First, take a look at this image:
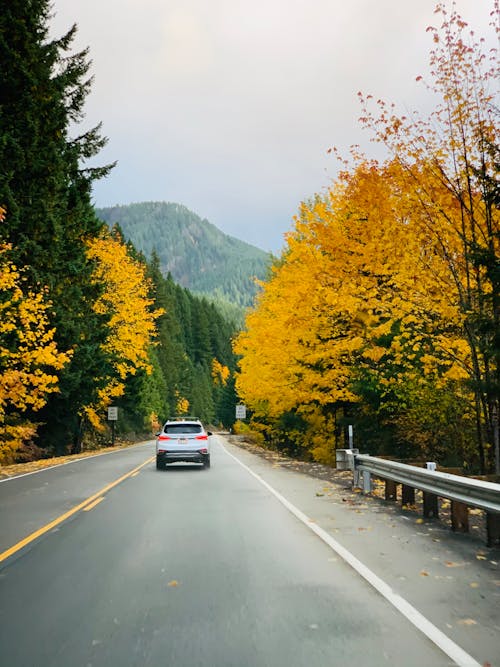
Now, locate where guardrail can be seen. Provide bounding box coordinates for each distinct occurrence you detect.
[336,450,500,547]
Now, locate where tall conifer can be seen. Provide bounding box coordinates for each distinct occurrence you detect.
[0,1,114,452]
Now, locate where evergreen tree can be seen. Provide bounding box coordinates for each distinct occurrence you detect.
[147,254,238,428]
[0,1,114,452]
[190,299,213,367]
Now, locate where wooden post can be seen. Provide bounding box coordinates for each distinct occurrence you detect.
[451,501,469,533]
[486,513,500,547]
[423,491,439,518]
[402,485,415,506]
[385,479,398,501]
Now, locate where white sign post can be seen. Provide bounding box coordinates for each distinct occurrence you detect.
[107,406,118,445]
[235,404,246,420]
[107,407,118,421]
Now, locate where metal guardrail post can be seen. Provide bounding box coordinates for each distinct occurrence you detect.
[362,470,372,493]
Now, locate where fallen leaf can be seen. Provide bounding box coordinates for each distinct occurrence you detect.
[420,570,429,577]
[315,492,324,497]
[469,582,479,588]
[476,554,487,561]
[457,619,477,626]
[416,518,424,524]
[167,580,180,587]
[445,561,464,568]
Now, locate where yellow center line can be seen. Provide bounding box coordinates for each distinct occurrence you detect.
[0,455,155,564]
[83,496,105,512]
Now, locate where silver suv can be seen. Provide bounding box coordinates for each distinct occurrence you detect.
[156,418,212,470]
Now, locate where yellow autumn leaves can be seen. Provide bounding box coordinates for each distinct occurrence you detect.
[234,155,492,462]
[84,229,164,431]
[0,215,163,461]
[234,4,499,467]
[0,207,71,459]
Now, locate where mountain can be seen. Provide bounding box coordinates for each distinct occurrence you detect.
[95,202,272,311]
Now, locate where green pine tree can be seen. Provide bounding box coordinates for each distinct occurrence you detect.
[0,1,115,453]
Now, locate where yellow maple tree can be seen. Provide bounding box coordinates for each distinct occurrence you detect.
[211,358,230,386]
[235,3,498,470]
[0,207,71,462]
[358,2,499,469]
[84,229,163,430]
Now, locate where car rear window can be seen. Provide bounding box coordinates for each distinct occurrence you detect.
[164,423,202,434]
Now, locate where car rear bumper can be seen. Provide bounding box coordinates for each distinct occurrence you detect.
[157,450,209,465]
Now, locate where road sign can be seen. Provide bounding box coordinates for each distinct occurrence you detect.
[107,406,118,421]
[235,404,246,420]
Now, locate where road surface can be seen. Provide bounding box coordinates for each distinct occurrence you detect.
[0,435,498,666]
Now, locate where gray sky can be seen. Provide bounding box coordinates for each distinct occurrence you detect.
[51,1,494,253]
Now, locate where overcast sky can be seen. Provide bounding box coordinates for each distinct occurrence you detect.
[50,1,494,253]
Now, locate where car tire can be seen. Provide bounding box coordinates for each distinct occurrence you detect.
[156,458,165,470]
[203,456,211,469]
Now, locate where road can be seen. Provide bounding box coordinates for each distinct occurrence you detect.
[0,435,498,667]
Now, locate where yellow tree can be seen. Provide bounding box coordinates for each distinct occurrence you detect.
[235,156,478,463]
[0,208,70,462]
[359,1,499,470]
[235,2,497,469]
[85,229,163,430]
[234,166,383,460]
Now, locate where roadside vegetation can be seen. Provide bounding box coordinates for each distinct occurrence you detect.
[234,2,499,474]
[0,2,238,464]
[1,2,498,474]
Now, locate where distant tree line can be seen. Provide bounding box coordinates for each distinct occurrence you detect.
[0,1,238,463]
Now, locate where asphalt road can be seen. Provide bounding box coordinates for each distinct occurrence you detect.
[0,436,498,667]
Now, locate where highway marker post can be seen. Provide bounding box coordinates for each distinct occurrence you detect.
[107,406,118,445]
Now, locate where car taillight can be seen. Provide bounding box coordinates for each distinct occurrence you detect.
[199,448,208,454]
[158,434,171,441]
[195,434,208,440]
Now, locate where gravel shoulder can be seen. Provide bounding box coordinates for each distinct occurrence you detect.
[226,435,493,548]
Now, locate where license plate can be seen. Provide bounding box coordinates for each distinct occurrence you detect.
[179,438,188,445]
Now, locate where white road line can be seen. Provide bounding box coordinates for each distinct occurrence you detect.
[220,441,481,667]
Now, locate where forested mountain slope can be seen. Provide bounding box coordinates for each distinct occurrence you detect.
[96,202,271,309]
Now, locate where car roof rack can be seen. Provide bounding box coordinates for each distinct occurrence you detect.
[166,416,200,422]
